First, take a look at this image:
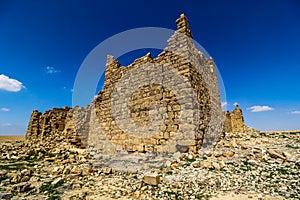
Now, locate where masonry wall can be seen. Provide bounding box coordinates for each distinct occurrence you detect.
[93,14,223,153]
[26,107,85,148]
[26,14,225,153]
[223,105,245,133]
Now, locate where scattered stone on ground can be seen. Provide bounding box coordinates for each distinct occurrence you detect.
[0,130,299,199]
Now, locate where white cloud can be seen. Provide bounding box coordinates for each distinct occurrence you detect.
[0,74,25,92]
[0,108,10,112]
[1,123,12,127]
[247,105,274,112]
[291,110,300,114]
[46,66,60,74]
[233,102,239,106]
[221,102,227,108]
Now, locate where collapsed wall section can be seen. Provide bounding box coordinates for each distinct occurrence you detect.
[25,107,85,148]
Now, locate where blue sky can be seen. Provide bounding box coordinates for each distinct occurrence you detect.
[0,0,300,135]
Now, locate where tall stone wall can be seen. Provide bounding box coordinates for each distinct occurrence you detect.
[92,14,224,153]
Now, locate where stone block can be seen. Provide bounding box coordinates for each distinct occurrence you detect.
[143,173,160,185]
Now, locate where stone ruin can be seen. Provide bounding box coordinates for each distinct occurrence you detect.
[223,105,245,133]
[26,14,246,155]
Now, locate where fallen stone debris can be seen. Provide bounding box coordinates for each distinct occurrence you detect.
[0,130,299,199]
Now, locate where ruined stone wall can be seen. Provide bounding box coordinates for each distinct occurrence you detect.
[223,111,233,133]
[223,105,245,133]
[230,105,245,133]
[26,14,225,154]
[26,107,85,148]
[92,14,223,153]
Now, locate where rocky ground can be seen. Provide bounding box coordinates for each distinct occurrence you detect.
[0,131,299,200]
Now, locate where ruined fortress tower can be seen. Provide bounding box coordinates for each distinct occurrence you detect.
[26,14,245,154]
[223,105,245,133]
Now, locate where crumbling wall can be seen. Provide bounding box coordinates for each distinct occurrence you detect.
[26,14,225,153]
[223,105,245,133]
[26,107,85,148]
[223,111,233,133]
[93,14,223,153]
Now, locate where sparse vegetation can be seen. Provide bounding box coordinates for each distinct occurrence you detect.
[260,132,268,137]
[276,167,289,175]
[195,193,211,200]
[186,158,196,163]
[286,144,300,149]
[0,163,30,171]
[47,195,61,200]
[163,190,181,200]
[40,182,63,195]
[0,174,9,182]
[166,171,173,175]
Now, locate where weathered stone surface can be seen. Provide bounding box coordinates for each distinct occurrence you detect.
[51,177,63,185]
[103,167,112,175]
[25,107,85,148]
[224,105,247,133]
[143,173,160,185]
[199,160,214,169]
[267,149,286,160]
[222,151,235,157]
[89,13,226,154]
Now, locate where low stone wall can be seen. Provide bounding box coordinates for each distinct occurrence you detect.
[26,107,84,148]
[223,105,245,133]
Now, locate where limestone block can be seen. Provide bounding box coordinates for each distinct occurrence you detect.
[143,173,160,185]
